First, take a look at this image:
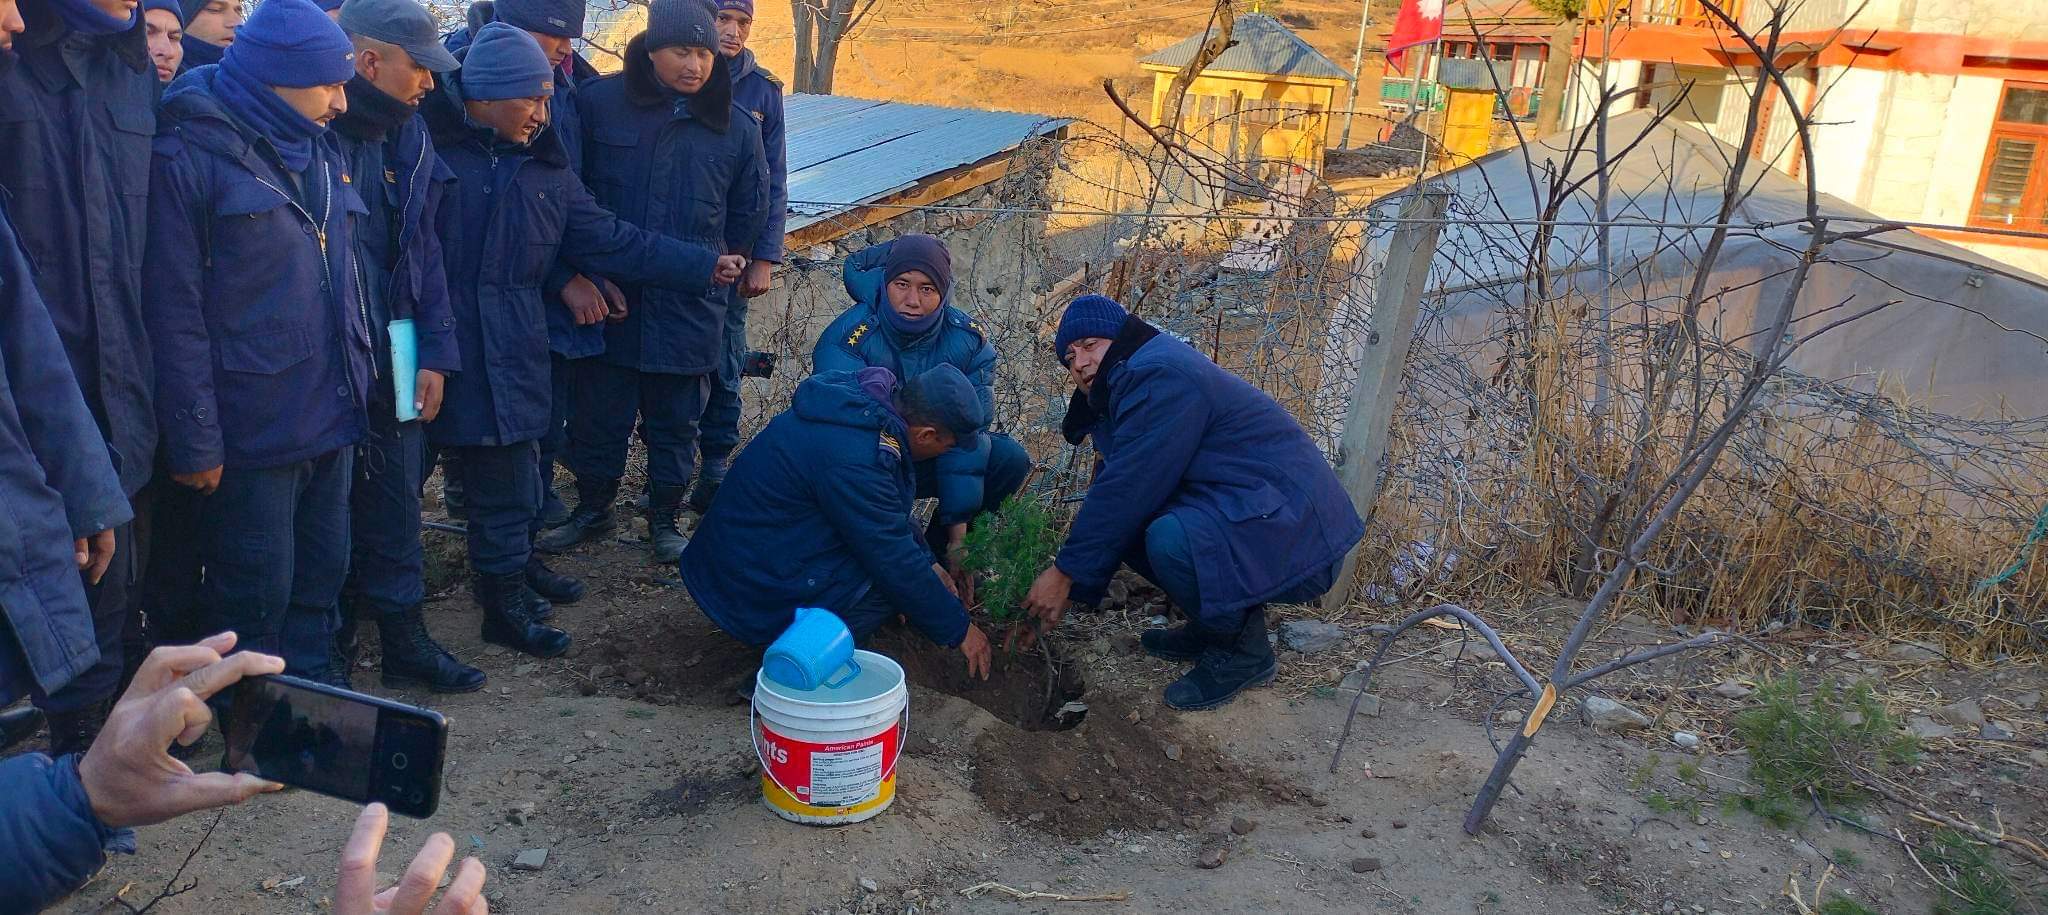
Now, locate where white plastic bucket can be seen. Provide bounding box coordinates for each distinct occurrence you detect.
[752,649,908,825]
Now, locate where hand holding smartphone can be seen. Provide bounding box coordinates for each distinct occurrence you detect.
[221,674,450,818]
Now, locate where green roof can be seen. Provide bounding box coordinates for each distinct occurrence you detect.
[1140,13,1351,81]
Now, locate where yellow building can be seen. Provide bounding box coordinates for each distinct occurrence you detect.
[1140,13,1351,176]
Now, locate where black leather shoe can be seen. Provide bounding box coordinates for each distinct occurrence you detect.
[525,556,585,606]
[535,476,617,554]
[479,572,571,658]
[648,483,689,563]
[1141,623,1205,662]
[1163,608,1277,711]
[0,706,45,753]
[380,607,487,693]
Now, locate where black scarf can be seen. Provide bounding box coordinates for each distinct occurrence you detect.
[333,74,416,143]
[1059,314,1161,445]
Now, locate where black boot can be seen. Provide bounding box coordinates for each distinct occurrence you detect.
[1141,623,1205,662]
[525,556,585,606]
[478,572,571,658]
[687,454,728,513]
[535,476,617,553]
[380,607,487,693]
[539,461,571,528]
[1162,607,1277,711]
[0,706,45,753]
[648,483,689,563]
[46,700,109,757]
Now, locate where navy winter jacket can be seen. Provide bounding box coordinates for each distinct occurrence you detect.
[728,48,785,264]
[332,79,462,399]
[680,368,970,648]
[421,64,721,447]
[0,202,132,702]
[815,239,998,525]
[576,38,769,376]
[0,0,160,497]
[0,752,132,915]
[1056,324,1364,615]
[144,66,374,475]
[444,21,606,358]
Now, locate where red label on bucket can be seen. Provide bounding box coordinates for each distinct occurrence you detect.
[759,720,900,808]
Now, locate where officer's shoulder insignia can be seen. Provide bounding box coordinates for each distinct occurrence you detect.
[953,313,987,341]
[878,431,902,462]
[846,322,870,346]
[758,67,783,89]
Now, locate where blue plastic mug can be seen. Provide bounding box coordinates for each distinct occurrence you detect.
[762,607,861,691]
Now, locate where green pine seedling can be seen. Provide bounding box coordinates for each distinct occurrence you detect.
[961,494,1062,623]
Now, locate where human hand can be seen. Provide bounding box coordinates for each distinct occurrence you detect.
[562,274,606,326]
[76,528,115,585]
[740,259,774,298]
[414,370,445,422]
[77,631,286,828]
[958,624,992,681]
[932,562,960,601]
[1009,566,1073,651]
[336,803,488,915]
[712,255,746,286]
[952,567,976,610]
[599,278,628,323]
[173,466,222,496]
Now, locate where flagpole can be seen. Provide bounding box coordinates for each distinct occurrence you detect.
[1414,37,1440,175]
[1337,0,1371,149]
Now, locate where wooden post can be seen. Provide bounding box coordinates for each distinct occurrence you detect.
[1321,189,1450,612]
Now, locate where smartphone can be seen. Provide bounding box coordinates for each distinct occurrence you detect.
[220,674,449,818]
[742,350,777,379]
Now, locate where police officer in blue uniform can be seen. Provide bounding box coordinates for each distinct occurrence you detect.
[815,234,1032,584]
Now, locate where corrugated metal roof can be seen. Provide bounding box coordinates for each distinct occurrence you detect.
[783,95,1068,235]
[1140,13,1351,82]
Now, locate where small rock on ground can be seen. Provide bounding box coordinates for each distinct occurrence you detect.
[858,877,879,893]
[1581,695,1653,732]
[1711,681,1753,700]
[1230,816,1257,836]
[1197,843,1230,869]
[1936,698,1987,729]
[1359,827,1377,838]
[1907,716,1954,740]
[1883,641,1944,663]
[510,848,548,871]
[1350,857,1382,873]
[1391,819,1407,829]
[1163,743,1184,762]
[1279,620,1346,654]
[1980,721,2016,741]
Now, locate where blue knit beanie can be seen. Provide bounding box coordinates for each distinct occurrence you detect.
[1055,295,1128,365]
[462,21,554,100]
[716,0,754,16]
[644,0,717,52]
[494,0,582,38]
[882,234,952,300]
[223,0,355,87]
[145,0,184,24]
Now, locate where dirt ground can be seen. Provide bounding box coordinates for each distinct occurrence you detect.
[50,488,2048,915]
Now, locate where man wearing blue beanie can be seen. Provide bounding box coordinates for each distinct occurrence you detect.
[420,21,742,658]
[812,234,1033,594]
[1013,296,1366,711]
[176,0,239,70]
[0,0,165,752]
[144,0,183,80]
[441,0,606,535]
[544,0,768,564]
[147,0,370,686]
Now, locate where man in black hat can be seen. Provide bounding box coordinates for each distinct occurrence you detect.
[331,0,486,693]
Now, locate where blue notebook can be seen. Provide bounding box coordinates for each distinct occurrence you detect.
[389,318,418,422]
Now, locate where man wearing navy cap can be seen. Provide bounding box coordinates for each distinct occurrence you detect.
[147,0,371,685]
[330,0,484,692]
[681,365,994,680]
[1013,296,1365,711]
[0,0,165,753]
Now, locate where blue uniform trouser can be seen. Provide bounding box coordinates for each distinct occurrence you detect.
[699,288,746,462]
[35,515,139,713]
[539,352,573,475]
[1121,511,1341,632]
[196,448,353,680]
[913,433,1032,522]
[345,409,426,622]
[454,440,541,576]
[568,361,709,487]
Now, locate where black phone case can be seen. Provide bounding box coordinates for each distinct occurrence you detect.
[220,674,449,818]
